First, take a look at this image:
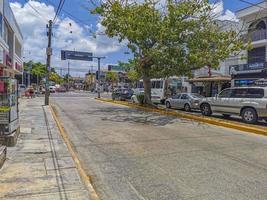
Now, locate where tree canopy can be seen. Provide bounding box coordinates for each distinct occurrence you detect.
[93,0,248,104]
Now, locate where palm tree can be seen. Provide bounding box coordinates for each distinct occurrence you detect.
[105,72,118,91]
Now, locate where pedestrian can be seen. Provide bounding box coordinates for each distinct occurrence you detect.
[28,86,35,98]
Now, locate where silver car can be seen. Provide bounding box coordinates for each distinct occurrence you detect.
[200,87,267,123]
[165,93,203,112]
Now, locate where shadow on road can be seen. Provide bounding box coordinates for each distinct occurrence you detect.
[87,106,188,126]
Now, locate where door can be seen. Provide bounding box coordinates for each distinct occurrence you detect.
[179,94,189,109]
[227,88,248,114]
[170,94,181,108]
[212,88,233,113]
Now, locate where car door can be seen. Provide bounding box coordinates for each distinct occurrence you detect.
[170,94,181,108]
[212,88,233,113]
[230,88,250,114]
[179,94,189,109]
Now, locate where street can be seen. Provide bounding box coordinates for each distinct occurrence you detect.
[52,92,267,200]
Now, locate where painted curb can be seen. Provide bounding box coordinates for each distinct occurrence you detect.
[50,105,101,200]
[96,98,267,137]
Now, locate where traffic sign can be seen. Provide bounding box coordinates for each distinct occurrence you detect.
[61,50,93,61]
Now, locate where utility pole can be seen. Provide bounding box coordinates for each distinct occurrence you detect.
[67,61,70,91]
[27,63,32,87]
[97,58,101,98]
[45,20,52,106]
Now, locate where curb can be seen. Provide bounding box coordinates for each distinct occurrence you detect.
[96,98,267,137]
[0,145,6,169]
[49,105,101,200]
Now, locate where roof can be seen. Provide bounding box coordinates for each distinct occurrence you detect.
[237,1,264,12]
[188,76,231,82]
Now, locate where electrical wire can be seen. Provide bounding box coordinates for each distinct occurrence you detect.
[53,0,66,23]
[45,0,94,27]
[25,0,49,22]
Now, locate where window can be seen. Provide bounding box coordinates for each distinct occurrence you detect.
[181,94,189,99]
[230,88,264,98]
[172,94,181,99]
[15,37,22,57]
[152,80,162,89]
[247,88,264,98]
[231,88,248,98]
[218,89,232,98]
[248,47,265,68]
[3,21,8,44]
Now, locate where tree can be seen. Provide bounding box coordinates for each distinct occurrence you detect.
[50,72,64,84]
[119,61,140,84]
[24,61,46,86]
[105,71,118,90]
[93,0,247,104]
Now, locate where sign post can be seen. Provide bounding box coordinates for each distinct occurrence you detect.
[61,50,105,98]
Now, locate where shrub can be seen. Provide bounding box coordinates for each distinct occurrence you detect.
[136,94,144,104]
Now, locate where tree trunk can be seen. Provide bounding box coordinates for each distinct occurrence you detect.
[143,75,152,105]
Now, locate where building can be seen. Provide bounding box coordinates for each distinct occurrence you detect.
[0,0,23,78]
[187,20,239,96]
[229,1,267,87]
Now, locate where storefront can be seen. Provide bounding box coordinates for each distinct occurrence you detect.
[188,76,231,97]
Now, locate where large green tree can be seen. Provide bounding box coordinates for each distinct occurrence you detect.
[93,0,247,104]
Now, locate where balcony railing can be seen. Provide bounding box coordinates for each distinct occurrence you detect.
[243,29,267,42]
[229,62,266,74]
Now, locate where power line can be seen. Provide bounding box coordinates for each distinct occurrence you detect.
[45,0,94,27]
[53,0,66,23]
[239,0,266,9]
[25,0,49,22]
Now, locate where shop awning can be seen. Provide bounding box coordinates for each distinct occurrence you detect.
[188,76,231,82]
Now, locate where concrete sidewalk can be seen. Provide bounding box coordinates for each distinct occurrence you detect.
[0,97,90,200]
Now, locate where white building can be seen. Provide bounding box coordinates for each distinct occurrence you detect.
[0,0,23,77]
[229,1,267,87]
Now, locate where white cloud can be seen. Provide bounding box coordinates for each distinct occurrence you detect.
[212,0,238,22]
[10,1,124,76]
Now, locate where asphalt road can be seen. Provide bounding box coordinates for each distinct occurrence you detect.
[52,92,267,200]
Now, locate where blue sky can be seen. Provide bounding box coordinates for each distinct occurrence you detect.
[9,0,262,76]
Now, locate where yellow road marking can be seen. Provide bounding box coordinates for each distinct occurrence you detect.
[50,105,101,200]
[96,98,267,137]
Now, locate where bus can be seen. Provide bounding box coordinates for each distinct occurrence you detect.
[134,77,189,103]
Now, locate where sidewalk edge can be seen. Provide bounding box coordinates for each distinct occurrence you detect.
[49,104,101,200]
[96,98,267,137]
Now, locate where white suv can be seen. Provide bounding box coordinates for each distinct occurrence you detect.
[200,87,267,123]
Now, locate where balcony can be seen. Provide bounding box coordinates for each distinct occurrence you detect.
[243,29,267,42]
[229,62,266,75]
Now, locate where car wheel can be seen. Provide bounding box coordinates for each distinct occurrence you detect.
[201,103,212,116]
[241,108,258,124]
[222,114,231,118]
[184,104,191,112]
[166,101,171,108]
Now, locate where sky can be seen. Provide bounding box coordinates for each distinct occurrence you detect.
[8,0,262,76]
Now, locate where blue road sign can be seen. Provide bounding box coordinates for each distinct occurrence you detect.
[61,50,93,61]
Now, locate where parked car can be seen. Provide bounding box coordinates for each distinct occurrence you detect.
[200,87,267,124]
[56,86,67,93]
[165,93,203,112]
[112,88,134,100]
[49,86,56,93]
[131,90,161,104]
